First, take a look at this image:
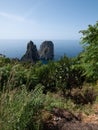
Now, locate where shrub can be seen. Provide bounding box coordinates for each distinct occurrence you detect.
[0,64,12,91]
[72,88,97,105]
[35,61,57,93]
[55,56,85,95]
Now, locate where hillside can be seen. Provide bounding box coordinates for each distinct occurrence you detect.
[0,54,98,130]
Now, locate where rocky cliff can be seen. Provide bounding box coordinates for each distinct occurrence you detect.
[21,41,39,63]
[39,41,54,60]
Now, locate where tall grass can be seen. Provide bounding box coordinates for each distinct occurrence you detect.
[0,84,44,130]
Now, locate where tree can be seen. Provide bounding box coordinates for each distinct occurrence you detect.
[80,21,98,81]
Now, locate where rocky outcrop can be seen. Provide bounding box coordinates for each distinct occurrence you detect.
[21,40,54,63]
[39,41,54,60]
[0,54,5,57]
[21,41,39,63]
[43,107,98,130]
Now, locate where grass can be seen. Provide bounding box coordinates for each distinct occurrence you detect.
[0,83,98,130]
[0,84,44,130]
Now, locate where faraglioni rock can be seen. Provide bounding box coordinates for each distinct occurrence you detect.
[21,41,39,63]
[39,41,54,60]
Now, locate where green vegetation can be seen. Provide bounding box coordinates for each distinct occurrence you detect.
[0,85,44,130]
[0,22,98,130]
[80,21,98,81]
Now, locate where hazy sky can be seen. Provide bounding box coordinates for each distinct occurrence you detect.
[0,0,98,40]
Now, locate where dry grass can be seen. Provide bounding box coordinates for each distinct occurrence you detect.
[83,103,98,125]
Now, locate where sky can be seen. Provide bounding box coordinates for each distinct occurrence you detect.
[0,0,98,40]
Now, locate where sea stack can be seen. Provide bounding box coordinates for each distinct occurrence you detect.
[21,41,39,63]
[39,41,54,60]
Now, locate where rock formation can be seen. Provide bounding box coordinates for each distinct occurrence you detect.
[21,41,39,63]
[39,41,54,60]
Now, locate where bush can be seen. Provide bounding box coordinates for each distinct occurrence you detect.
[72,88,97,105]
[0,64,12,91]
[55,56,85,95]
[35,61,57,93]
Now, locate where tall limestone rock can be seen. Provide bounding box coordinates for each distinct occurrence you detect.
[21,41,39,63]
[39,41,54,60]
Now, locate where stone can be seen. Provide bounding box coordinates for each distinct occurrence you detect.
[43,107,98,130]
[21,41,39,63]
[39,41,54,60]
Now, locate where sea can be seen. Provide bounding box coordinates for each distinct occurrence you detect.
[0,39,83,60]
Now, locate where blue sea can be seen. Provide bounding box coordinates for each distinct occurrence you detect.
[0,39,83,60]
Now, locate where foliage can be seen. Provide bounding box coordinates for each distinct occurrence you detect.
[43,92,65,111]
[0,55,85,94]
[1,21,98,130]
[0,57,11,67]
[0,48,97,129]
[0,64,12,91]
[35,61,57,93]
[55,55,85,95]
[0,62,39,91]
[80,21,98,81]
[34,56,85,93]
[0,84,44,130]
[72,87,97,105]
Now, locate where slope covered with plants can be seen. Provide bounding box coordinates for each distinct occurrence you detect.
[0,22,98,130]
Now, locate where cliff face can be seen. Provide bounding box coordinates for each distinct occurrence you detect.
[21,41,39,63]
[39,41,54,60]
